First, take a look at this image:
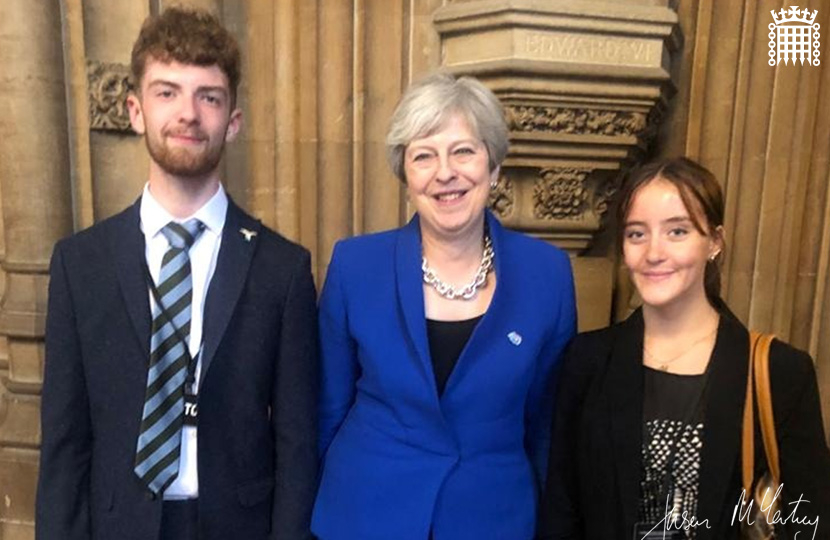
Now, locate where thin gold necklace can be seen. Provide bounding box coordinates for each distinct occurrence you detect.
[643,325,718,372]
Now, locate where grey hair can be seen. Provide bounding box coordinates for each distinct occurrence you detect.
[385,72,509,182]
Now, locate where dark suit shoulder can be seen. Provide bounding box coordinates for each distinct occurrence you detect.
[769,337,813,376]
[557,324,616,385]
[73,202,135,238]
[768,338,818,416]
[221,200,312,283]
[52,204,138,262]
[568,319,625,358]
[254,223,311,263]
[558,314,640,390]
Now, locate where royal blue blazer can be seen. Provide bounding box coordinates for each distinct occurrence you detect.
[311,211,577,540]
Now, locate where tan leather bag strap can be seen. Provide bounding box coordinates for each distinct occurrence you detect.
[742,331,779,494]
[742,333,758,493]
[753,332,780,483]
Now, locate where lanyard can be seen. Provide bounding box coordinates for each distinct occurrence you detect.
[142,260,201,391]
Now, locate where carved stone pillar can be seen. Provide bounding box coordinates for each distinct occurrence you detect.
[659,2,830,436]
[82,1,149,221]
[433,0,680,329]
[0,2,75,539]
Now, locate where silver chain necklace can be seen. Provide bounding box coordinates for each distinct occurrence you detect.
[422,234,494,300]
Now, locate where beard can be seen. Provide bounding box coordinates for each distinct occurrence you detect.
[145,127,225,178]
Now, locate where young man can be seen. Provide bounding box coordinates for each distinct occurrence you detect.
[36,8,317,540]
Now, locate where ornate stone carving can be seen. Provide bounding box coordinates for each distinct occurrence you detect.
[505,106,648,137]
[533,168,590,221]
[593,178,619,220]
[433,0,680,253]
[488,176,515,218]
[87,60,134,132]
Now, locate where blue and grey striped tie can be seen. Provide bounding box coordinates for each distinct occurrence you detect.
[134,219,205,495]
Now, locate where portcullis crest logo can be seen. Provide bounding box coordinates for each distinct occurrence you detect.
[769,6,820,66]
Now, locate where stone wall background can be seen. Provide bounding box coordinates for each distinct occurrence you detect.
[0,1,827,537]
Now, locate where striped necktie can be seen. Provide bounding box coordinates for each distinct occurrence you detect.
[134,219,205,496]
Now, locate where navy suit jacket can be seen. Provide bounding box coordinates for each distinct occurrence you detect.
[312,211,577,540]
[36,197,318,540]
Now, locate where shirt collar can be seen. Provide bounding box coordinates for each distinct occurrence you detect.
[140,183,228,239]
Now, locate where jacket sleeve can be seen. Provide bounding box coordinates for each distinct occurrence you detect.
[772,342,830,540]
[525,250,577,493]
[317,242,359,459]
[36,242,92,540]
[271,249,319,540]
[537,335,596,540]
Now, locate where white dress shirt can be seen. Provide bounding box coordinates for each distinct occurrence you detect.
[139,183,227,499]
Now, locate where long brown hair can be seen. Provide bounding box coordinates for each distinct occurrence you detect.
[616,157,725,306]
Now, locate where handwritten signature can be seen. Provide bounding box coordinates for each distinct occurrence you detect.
[637,484,820,540]
[638,493,710,539]
[732,484,820,540]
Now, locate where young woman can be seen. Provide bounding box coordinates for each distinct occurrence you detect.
[539,157,830,539]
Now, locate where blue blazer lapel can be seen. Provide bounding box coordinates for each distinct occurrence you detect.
[395,211,507,398]
[441,211,506,394]
[200,198,260,383]
[109,199,151,356]
[395,214,432,383]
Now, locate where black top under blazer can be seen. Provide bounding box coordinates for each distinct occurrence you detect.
[36,198,319,540]
[539,307,830,540]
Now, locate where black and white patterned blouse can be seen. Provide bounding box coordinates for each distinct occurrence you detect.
[639,367,708,539]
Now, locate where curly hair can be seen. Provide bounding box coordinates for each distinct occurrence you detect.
[131,6,241,104]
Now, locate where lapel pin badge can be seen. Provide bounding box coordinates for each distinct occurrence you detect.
[239,227,257,242]
[507,331,522,346]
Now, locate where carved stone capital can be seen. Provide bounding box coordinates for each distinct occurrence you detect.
[434,0,679,252]
[489,166,622,251]
[534,168,589,221]
[87,60,135,133]
[506,106,648,139]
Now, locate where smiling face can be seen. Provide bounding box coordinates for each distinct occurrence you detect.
[127,58,242,182]
[403,113,496,241]
[623,177,723,311]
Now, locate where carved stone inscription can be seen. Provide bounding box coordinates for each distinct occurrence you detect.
[521,31,658,66]
[88,61,134,132]
[534,168,589,221]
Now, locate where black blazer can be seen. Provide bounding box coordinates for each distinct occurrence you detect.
[539,308,830,540]
[36,198,318,540]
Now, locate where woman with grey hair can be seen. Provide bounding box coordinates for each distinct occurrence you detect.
[311,72,577,539]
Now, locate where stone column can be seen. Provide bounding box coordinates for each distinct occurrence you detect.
[0,2,75,539]
[433,0,681,330]
[82,1,149,221]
